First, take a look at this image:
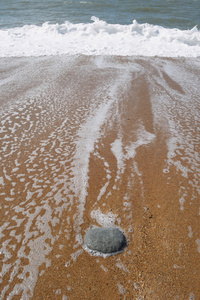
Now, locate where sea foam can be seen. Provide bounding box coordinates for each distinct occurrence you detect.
[0,17,199,57]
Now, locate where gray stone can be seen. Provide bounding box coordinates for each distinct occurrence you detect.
[84,227,127,254]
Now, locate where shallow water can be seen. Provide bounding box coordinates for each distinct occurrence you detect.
[0,55,200,299]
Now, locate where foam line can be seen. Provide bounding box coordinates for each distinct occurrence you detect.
[0,18,199,57]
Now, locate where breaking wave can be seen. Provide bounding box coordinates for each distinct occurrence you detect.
[0,17,199,57]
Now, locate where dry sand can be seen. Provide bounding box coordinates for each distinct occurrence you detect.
[0,56,200,299]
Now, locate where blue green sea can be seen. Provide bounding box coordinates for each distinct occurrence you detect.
[1,0,200,29]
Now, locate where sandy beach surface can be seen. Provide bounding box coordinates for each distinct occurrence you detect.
[0,55,200,299]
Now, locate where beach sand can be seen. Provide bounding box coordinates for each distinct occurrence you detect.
[0,55,200,299]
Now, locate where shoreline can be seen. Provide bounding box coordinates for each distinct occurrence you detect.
[0,55,200,299]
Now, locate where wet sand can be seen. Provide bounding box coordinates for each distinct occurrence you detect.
[0,56,200,299]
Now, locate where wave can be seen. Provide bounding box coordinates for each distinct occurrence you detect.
[0,17,199,57]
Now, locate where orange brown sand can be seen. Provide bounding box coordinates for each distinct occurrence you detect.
[0,56,200,299]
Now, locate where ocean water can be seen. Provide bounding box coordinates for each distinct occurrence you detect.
[0,0,200,57]
[1,0,200,30]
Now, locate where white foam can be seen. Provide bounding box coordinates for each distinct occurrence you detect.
[117,282,126,294]
[83,244,125,258]
[111,138,124,174]
[196,239,200,253]
[0,18,199,57]
[55,289,61,295]
[110,125,155,183]
[100,265,108,272]
[0,176,5,186]
[91,208,117,227]
[116,261,130,273]
[150,60,200,209]
[179,189,187,211]
[97,181,110,201]
[125,126,156,160]
[188,226,193,238]
[70,249,83,262]
[189,292,195,300]
[71,70,132,243]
